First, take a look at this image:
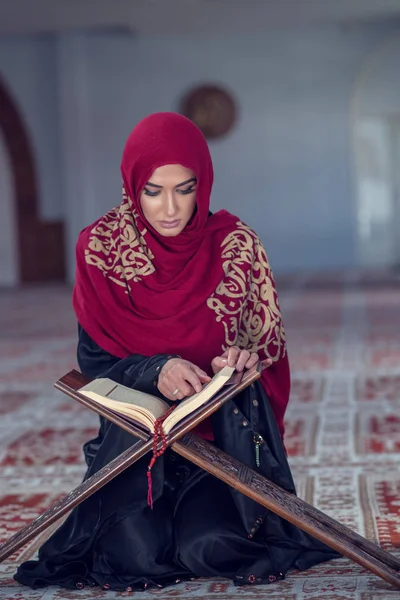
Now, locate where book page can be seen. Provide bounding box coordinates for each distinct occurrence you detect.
[79,378,169,420]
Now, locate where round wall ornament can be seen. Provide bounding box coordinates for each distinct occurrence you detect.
[180,85,237,139]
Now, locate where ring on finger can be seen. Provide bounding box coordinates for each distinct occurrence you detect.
[172,388,180,396]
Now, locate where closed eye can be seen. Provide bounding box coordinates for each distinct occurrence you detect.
[177,185,196,195]
[143,188,161,197]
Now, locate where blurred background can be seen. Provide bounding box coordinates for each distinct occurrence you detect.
[0,2,399,599]
[1,0,400,284]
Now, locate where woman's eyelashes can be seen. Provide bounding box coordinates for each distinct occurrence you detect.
[143,188,161,197]
[143,185,196,197]
[178,185,196,195]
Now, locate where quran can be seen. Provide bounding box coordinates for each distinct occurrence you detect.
[78,365,236,434]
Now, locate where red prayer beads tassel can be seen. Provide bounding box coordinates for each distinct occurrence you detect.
[146,405,176,509]
[147,467,154,510]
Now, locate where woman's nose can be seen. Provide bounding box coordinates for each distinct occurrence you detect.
[166,193,178,217]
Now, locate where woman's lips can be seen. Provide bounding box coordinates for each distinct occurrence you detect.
[159,220,181,229]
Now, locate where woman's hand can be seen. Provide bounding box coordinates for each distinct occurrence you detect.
[158,358,212,401]
[211,346,273,374]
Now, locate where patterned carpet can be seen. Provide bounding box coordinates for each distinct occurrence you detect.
[0,271,399,599]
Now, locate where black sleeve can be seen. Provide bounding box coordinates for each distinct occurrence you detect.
[77,324,178,397]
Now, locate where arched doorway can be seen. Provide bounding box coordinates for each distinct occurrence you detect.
[352,32,400,269]
[0,78,65,283]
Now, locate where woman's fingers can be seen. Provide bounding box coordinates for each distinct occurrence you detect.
[235,350,251,372]
[158,359,211,400]
[261,358,273,369]
[210,356,228,374]
[192,365,212,385]
[180,366,207,394]
[166,370,197,397]
[159,378,192,401]
[226,347,259,372]
[168,386,186,401]
[212,348,264,374]
[226,346,241,367]
[245,352,259,369]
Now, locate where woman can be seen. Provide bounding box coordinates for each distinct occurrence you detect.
[15,113,338,592]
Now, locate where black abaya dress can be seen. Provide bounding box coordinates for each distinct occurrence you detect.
[14,326,339,591]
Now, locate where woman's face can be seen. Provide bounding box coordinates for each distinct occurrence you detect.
[139,164,197,237]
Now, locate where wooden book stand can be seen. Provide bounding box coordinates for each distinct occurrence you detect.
[0,369,399,590]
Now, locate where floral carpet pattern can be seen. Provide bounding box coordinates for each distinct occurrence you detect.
[0,271,399,599]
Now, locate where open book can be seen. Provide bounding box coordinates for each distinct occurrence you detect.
[78,365,235,434]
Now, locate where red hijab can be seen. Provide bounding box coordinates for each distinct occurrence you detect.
[73,113,290,437]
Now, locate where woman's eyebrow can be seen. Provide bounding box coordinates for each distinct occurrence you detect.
[145,177,196,189]
[145,182,163,188]
[176,177,197,188]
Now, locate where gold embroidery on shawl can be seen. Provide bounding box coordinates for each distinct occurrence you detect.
[207,222,286,361]
[84,189,155,287]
